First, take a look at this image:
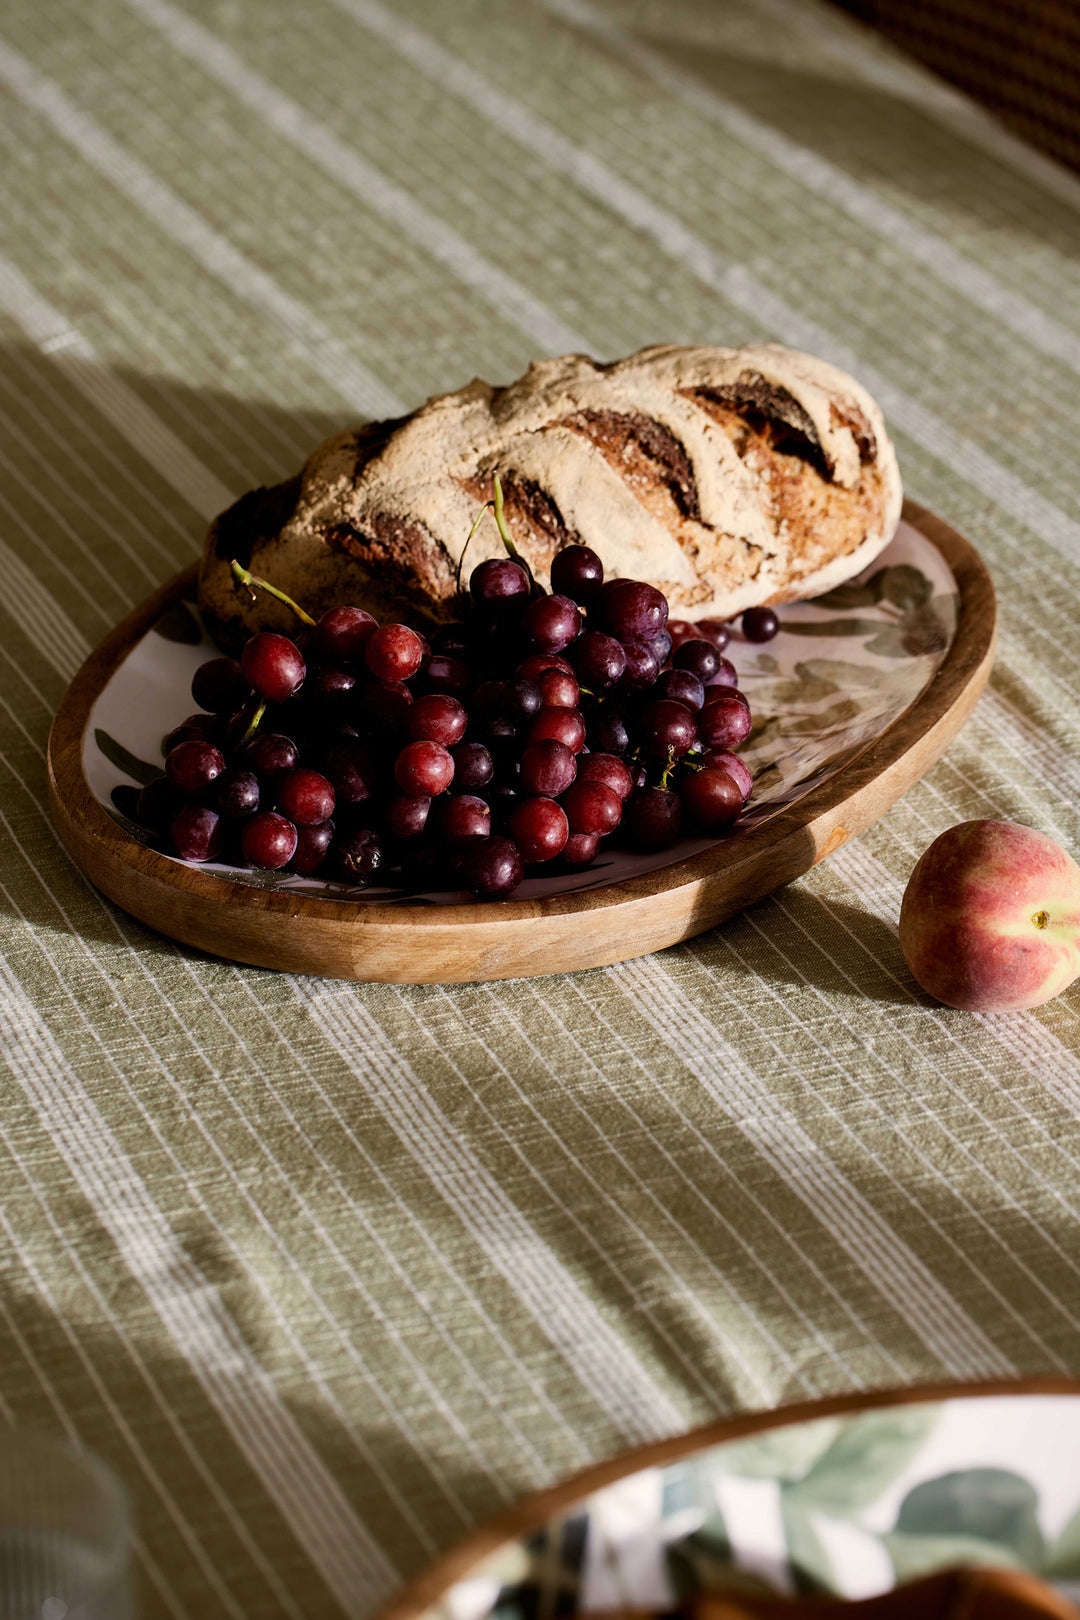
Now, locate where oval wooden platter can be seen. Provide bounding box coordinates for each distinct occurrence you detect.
[47,500,995,984]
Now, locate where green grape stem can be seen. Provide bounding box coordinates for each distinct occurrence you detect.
[238,698,267,749]
[456,501,493,594]
[230,560,316,627]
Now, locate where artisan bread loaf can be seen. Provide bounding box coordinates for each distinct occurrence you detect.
[199,343,902,643]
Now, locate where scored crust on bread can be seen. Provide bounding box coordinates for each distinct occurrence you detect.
[199,343,902,644]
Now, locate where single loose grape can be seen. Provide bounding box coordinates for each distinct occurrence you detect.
[743,605,779,642]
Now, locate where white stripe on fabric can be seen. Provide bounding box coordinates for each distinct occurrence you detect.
[0,1197,267,1620]
[0,44,406,423]
[425,984,783,1404]
[536,0,1080,379]
[0,253,234,521]
[295,979,689,1445]
[321,0,1080,566]
[0,955,400,1613]
[0,536,90,683]
[615,956,1015,1380]
[116,0,590,360]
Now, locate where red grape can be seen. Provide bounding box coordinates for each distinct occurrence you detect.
[242,632,306,702]
[461,835,524,899]
[366,623,424,682]
[673,638,720,682]
[521,594,582,653]
[395,740,454,797]
[561,780,622,836]
[419,654,470,698]
[577,753,633,801]
[213,768,260,820]
[529,707,586,753]
[436,794,491,850]
[701,749,753,802]
[276,768,335,828]
[384,794,431,841]
[450,742,494,792]
[240,810,297,870]
[136,775,183,831]
[508,797,569,862]
[601,580,667,641]
[696,617,730,651]
[309,666,357,707]
[406,694,468,746]
[470,558,530,612]
[680,768,742,834]
[520,739,577,798]
[550,544,604,603]
[325,741,381,807]
[657,669,705,711]
[517,653,574,681]
[166,739,225,794]
[191,657,247,713]
[163,714,219,754]
[290,820,335,875]
[588,710,629,757]
[333,826,384,885]
[563,831,600,867]
[573,631,625,690]
[536,667,579,708]
[170,803,224,862]
[499,678,542,721]
[619,641,661,692]
[625,787,682,851]
[360,679,414,730]
[705,656,738,688]
[242,732,299,780]
[667,618,697,649]
[743,605,779,642]
[314,605,378,662]
[638,699,697,761]
[699,698,753,750]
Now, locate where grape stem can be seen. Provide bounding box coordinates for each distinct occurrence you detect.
[238,698,267,748]
[455,501,493,595]
[492,474,539,588]
[659,746,677,790]
[230,560,316,627]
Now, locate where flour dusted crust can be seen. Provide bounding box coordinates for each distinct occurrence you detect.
[199,343,902,643]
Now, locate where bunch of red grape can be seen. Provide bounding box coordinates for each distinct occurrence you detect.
[133,539,771,900]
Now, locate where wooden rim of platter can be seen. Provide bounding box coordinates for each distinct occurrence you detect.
[373,1373,1080,1620]
[47,500,996,983]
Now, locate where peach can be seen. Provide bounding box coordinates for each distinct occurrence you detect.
[898,820,1080,1012]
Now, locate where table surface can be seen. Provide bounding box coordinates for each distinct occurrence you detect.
[2,1,1080,1616]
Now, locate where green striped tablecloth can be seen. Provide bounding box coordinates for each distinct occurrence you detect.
[2,0,1080,1614]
